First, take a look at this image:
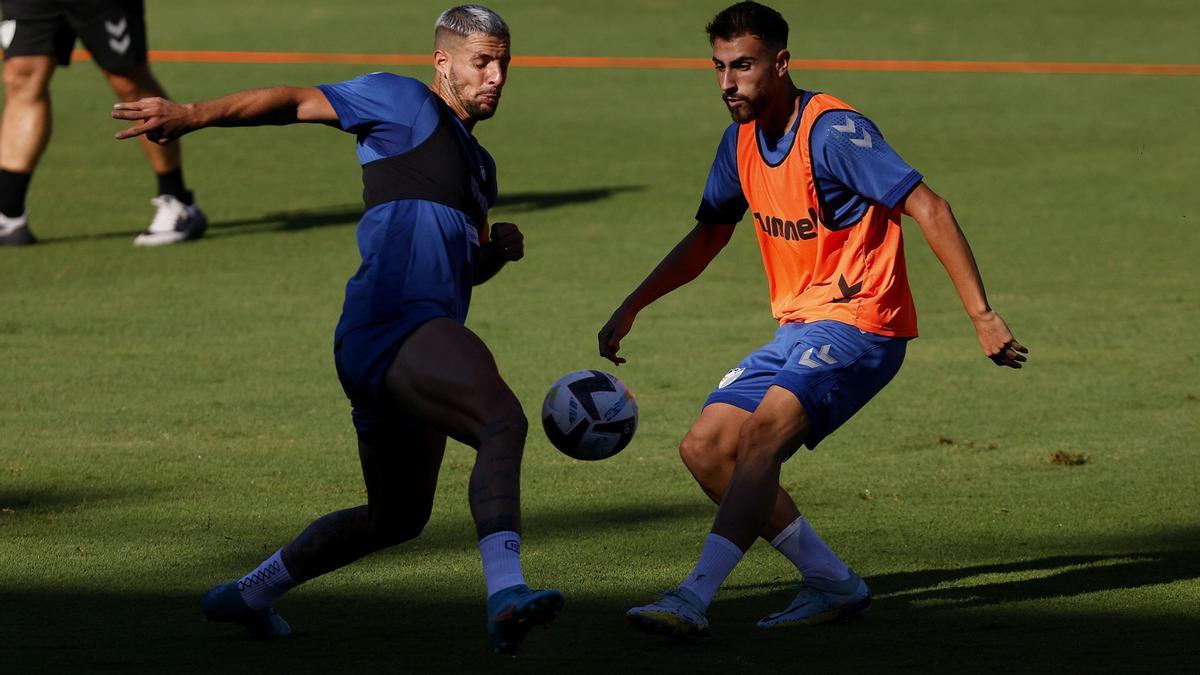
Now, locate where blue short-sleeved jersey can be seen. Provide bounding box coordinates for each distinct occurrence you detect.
[317,73,499,422]
[315,73,497,345]
[696,91,922,227]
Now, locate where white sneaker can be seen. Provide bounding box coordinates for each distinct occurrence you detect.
[0,211,36,246]
[134,195,207,247]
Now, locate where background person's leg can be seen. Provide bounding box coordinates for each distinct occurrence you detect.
[0,54,54,244]
[106,63,207,245]
[102,64,181,176]
[78,0,204,244]
[0,55,54,176]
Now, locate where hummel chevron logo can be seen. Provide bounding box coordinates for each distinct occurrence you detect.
[109,35,131,54]
[798,345,837,369]
[106,17,130,54]
[832,274,862,303]
[832,116,873,148]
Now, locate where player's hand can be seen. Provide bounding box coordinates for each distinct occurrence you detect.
[598,306,636,366]
[488,222,524,262]
[111,97,194,145]
[972,311,1028,368]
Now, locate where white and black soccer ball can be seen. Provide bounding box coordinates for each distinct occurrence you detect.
[541,370,638,461]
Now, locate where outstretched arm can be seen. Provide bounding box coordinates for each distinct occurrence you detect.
[903,182,1027,368]
[598,222,736,365]
[111,87,338,144]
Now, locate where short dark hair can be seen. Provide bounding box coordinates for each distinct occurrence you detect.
[435,4,509,43]
[706,2,788,51]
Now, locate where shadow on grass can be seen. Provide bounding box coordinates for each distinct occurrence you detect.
[4,546,1197,673]
[0,486,166,513]
[205,501,710,574]
[491,185,644,213]
[724,549,1200,612]
[32,186,644,245]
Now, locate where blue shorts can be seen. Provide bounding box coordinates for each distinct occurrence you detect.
[333,201,478,435]
[334,314,450,436]
[704,320,907,452]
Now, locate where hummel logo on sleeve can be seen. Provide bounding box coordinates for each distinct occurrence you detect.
[832,116,873,149]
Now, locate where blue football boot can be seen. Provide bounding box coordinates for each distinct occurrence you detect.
[756,570,871,628]
[201,582,292,639]
[486,584,565,655]
[626,587,711,639]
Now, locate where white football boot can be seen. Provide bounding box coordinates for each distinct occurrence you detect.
[0,211,36,246]
[134,195,207,247]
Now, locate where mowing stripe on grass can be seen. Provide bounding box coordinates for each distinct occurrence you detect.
[73,49,1200,76]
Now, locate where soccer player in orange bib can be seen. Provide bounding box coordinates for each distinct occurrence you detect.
[599,1,1027,637]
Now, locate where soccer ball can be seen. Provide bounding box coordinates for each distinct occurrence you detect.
[541,370,638,461]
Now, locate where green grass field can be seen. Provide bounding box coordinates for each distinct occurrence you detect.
[2,1,1198,671]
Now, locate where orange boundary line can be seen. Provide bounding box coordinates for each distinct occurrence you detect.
[71,49,1200,76]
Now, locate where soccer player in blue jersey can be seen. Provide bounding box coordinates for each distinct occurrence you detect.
[111,5,562,655]
[600,1,1025,638]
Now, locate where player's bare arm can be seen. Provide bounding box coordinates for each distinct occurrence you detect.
[111,86,338,144]
[902,182,1028,368]
[598,222,735,365]
[473,221,524,285]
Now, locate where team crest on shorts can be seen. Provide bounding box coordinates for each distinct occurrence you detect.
[718,367,745,389]
[1,21,16,50]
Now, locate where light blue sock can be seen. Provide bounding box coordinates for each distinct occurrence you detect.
[770,515,851,581]
[678,533,744,608]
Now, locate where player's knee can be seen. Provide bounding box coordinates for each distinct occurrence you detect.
[104,71,147,102]
[679,430,732,479]
[104,63,162,100]
[735,417,793,467]
[3,62,48,99]
[480,395,528,447]
[368,505,432,547]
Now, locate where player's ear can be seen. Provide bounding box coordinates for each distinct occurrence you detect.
[775,48,790,77]
[433,48,452,80]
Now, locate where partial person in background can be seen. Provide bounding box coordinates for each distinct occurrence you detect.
[0,0,204,246]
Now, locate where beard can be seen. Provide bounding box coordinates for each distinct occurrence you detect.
[724,95,762,123]
[449,72,500,121]
[467,97,498,120]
